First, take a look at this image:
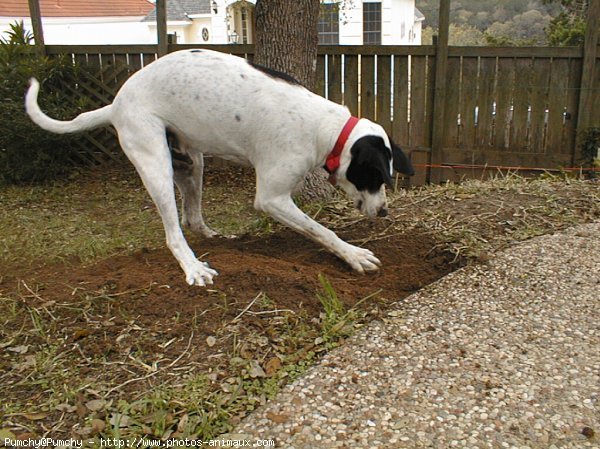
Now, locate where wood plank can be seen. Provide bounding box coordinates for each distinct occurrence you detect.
[85,53,101,72]
[494,58,515,150]
[590,56,600,130]
[314,54,326,96]
[528,58,552,153]
[460,57,478,150]
[317,45,435,56]
[408,149,429,186]
[430,0,451,183]
[575,0,600,132]
[475,57,496,149]
[113,53,131,88]
[142,53,157,68]
[441,57,462,148]
[376,55,392,132]
[424,55,435,148]
[27,0,45,51]
[344,55,359,116]
[171,44,255,55]
[545,58,570,155]
[391,55,410,145]
[128,52,143,71]
[360,55,376,120]
[511,58,534,150]
[564,58,582,160]
[156,0,168,57]
[46,45,157,55]
[44,44,581,59]
[449,46,581,58]
[327,53,343,105]
[409,56,428,147]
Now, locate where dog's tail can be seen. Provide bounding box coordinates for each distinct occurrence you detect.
[25,78,113,134]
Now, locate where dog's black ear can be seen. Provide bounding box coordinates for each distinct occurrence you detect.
[391,140,414,176]
[347,136,393,191]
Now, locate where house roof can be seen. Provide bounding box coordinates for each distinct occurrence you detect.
[414,8,425,22]
[143,0,211,23]
[0,0,155,18]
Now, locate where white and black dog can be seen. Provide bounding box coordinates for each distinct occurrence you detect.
[25,49,413,287]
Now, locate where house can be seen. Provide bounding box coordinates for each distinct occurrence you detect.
[1,0,423,46]
[318,0,424,45]
[147,0,424,45]
[143,1,255,45]
[0,0,155,44]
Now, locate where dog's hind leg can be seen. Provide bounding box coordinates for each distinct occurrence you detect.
[168,134,218,238]
[118,125,218,286]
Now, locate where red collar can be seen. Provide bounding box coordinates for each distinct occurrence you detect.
[324,116,360,184]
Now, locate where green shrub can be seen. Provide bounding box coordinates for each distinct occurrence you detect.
[0,21,90,184]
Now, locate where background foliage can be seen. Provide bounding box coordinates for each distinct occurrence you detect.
[417,0,587,46]
[0,22,90,184]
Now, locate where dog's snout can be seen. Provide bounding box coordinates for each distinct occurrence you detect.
[377,208,388,218]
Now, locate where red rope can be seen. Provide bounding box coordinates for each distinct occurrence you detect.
[412,163,599,173]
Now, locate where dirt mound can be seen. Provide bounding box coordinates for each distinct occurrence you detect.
[3,224,454,357]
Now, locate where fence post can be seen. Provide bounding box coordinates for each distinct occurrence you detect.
[156,0,168,57]
[27,0,45,55]
[429,0,451,184]
[575,0,600,163]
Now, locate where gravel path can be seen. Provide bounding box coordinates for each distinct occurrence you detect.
[231,222,600,448]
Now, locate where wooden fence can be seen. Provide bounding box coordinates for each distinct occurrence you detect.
[44,43,599,185]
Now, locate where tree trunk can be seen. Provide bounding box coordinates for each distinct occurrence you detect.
[254,0,337,202]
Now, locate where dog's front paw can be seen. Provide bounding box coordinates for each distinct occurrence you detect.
[342,245,381,274]
[185,261,218,286]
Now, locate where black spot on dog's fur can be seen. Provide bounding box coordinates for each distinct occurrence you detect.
[346,137,414,193]
[235,114,241,122]
[190,49,202,53]
[346,136,393,193]
[248,62,301,86]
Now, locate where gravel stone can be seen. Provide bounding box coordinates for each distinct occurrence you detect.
[235,222,600,448]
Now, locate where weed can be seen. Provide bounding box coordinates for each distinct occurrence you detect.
[316,274,379,346]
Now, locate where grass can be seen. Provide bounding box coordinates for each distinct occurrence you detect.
[1,167,598,442]
[0,286,365,441]
[0,168,259,269]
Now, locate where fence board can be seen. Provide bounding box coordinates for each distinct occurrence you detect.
[494,58,515,150]
[529,58,552,153]
[592,57,600,128]
[128,52,144,71]
[391,55,410,145]
[344,55,359,116]
[409,56,428,147]
[376,55,392,131]
[425,55,435,148]
[142,52,157,67]
[315,54,326,97]
[360,55,376,120]
[565,58,583,159]
[327,54,343,105]
[460,57,478,150]
[545,58,570,154]
[475,57,496,148]
[442,57,462,148]
[512,58,534,150]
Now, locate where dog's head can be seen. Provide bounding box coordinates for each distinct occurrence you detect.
[335,120,414,218]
